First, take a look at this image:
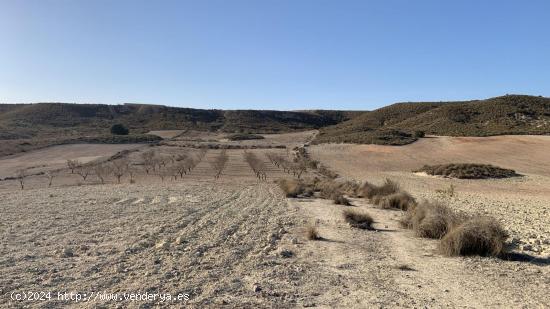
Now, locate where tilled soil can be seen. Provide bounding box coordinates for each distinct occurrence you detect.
[1,136,549,308]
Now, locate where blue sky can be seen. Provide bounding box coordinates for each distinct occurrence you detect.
[1,0,549,110]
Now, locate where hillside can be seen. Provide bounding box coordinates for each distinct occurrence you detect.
[314,95,550,145]
[0,103,360,140]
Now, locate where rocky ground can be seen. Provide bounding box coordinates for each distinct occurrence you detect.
[309,135,550,256]
[1,134,549,308]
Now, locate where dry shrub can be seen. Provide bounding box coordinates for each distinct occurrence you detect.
[332,193,351,206]
[305,226,321,240]
[315,179,340,199]
[440,217,508,257]
[401,201,463,239]
[343,209,374,230]
[338,180,361,197]
[361,179,400,199]
[277,178,305,197]
[318,165,338,179]
[377,192,417,211]
[415,163,518,179]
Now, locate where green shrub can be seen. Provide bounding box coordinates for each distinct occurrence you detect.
[110,124,129,135]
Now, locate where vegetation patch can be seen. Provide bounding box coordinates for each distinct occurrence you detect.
[375,191,417,211]
[226,133,265,141]
[401,201,464,239]
[360,179,401,200]
[440,217,508,257]
[305,226,322,240]
[342,209,374,229]
[415,163,518,179]
[314,129,417,145]
[277,178,307,198]
[332,193,351,206]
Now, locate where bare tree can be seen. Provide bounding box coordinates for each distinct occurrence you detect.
[175,161,188,179]
[112,158,129,184]
[128,165,136,183]
[140,150,156,174]
[244,151,267,180]
[210,149,228,179]
[75,164,92,181]
[157,166,170,182]
[15,169,26,190]
[66,159,80,174]
[44,170,55,187]
[94,163,110,184]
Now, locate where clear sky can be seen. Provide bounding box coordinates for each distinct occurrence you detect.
[1,0,549,110]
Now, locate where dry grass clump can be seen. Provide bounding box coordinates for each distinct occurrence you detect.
[338,180,361,197]
[305,226,322,240]
[277,178,305,197]
[376,192,417,211]
[361,179,416,211]
[440,218,508,257]
[415,163,518,179]
[342,209,374,229]
[332,193,351,206]
[401,201,463,239]
[361,179,400,199]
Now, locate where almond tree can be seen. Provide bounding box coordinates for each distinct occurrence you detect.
[112,158,129,184]
[44,170,55,187]
[244,151,267,180]
[210,149,228,179]
[15,168,26,190]
[66,159,80,174]
[75,164,92,181]
[140,150,156,174]
[94,163,110,184]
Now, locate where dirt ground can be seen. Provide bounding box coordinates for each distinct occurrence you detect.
[1,133,549,308]
[0,144,143,179]
[309,135,550,256]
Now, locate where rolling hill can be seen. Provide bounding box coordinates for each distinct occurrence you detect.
[0,103,361,139]
[314,95,550,145]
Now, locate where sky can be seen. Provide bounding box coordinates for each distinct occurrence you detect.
[1,0,549,110]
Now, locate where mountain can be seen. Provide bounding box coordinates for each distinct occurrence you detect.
[314,95,550,145]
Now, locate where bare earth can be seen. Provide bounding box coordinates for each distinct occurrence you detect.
[0,133,548,308]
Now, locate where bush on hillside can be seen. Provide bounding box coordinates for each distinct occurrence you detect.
[111,124,129,135]
[415,163,518,179]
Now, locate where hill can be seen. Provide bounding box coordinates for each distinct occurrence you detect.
[0,103,361,139]
[314,95,550,145]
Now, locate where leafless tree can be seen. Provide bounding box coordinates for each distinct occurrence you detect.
[75,164,92,181]
[112,158,129,184]
[15,169,26,190]
[44,170,56,187]
[140,150,156,174]
[157,166,170,182]
[266,152,305,178]
[94,163,110,184]
[174,161,188,179]
[66,159,80,174]
[244,151,267,180]
[128,165,136,183]
[210,149,228,179]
